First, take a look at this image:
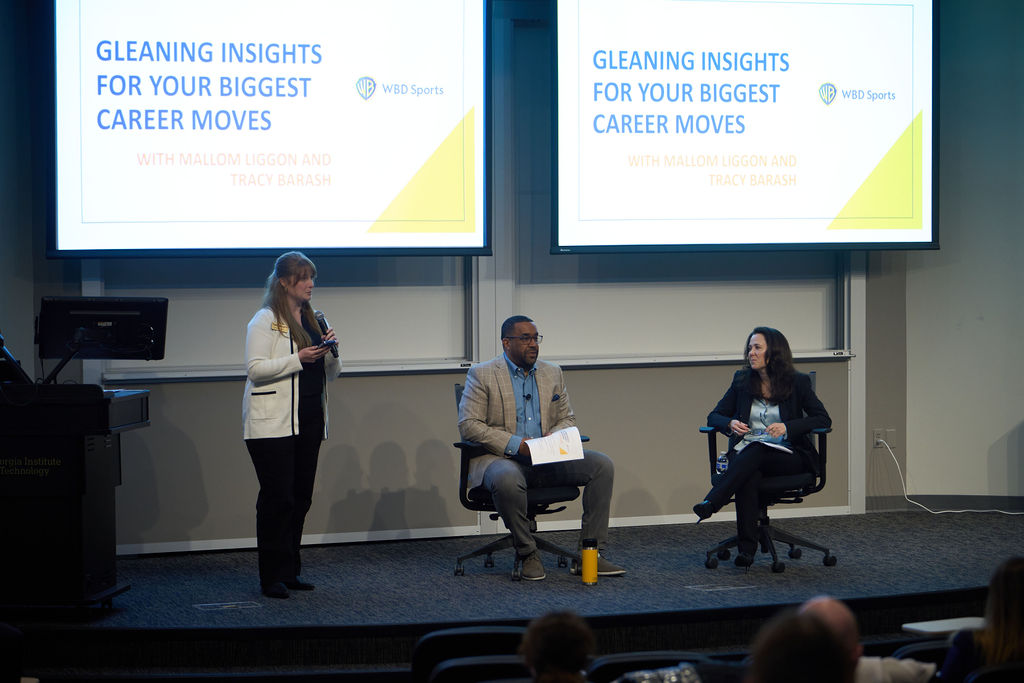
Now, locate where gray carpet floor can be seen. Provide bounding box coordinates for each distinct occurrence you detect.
[12,510,1016,631]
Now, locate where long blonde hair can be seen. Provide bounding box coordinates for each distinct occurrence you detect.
[261,251,318,349]
[975,556,1024,665]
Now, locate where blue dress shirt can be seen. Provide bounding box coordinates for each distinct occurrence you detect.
[503,353,541,456]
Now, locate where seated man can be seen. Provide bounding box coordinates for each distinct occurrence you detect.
[800,596,936,683]
[458,315,626,581]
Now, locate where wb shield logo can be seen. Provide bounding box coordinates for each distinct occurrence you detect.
[356,76,376,100]
[819,82,837,105]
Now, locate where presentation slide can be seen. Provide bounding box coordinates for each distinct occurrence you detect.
[53,0,486,255]
[556,0,934,251]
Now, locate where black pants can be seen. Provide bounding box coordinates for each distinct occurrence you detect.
[703,442,805,555]
[245,414,323,587]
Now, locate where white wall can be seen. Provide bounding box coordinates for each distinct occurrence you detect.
[904,0,1024,496]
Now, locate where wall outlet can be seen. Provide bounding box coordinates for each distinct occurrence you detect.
[872,429,885,448]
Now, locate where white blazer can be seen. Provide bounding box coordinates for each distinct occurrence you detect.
[242,307,341,440]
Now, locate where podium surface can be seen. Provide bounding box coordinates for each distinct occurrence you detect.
[0,384,149,606]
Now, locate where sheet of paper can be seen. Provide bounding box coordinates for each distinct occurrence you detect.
[526,426,585,465]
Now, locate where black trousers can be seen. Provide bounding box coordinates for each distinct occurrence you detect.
[703,442,805,555]
[245,414,323,587]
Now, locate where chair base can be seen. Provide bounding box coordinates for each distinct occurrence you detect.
[703,519,837,573]
[456,532,581,580]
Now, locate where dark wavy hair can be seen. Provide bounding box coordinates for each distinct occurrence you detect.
[742,326,796,401]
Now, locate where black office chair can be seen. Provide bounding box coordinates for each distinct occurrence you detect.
[428,654,531,683]
[411,625,528,683]
[453,384,582,580]
[586,651,709,683]
[890,639,951,667]
[964,662,1024,683]
[698,377,836,573]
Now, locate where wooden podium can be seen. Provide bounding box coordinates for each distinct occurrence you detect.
[0,384,149,606]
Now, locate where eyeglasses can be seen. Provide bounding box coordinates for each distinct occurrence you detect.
[503,334,543,344]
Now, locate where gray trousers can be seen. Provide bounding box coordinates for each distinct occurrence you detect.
[481,449,614,557]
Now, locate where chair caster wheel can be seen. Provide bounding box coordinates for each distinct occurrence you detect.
[823,554,837,566]
[771,561,786,573]
[705,556,719,569]
[454,563,465,576]
[788,547,802,559]
[717,549,731,561]
[484,554,494,569]
[571,560,580,575]
[558,556,568,568]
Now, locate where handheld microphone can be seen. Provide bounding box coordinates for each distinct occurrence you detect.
[313,311,339,358]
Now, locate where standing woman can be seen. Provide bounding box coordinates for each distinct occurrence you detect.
[692,326,830,567]
[243,251,341,599]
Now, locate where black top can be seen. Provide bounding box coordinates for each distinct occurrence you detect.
[298,316,325,419]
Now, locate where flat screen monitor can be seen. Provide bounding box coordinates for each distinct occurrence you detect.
[47,0,488,257]
[36,297,169,362]
[554,0,937,253]
[0,341,34,385]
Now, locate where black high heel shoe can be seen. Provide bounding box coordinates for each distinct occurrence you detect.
[692,500,714,522]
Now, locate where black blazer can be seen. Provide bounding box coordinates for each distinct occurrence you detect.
[707,370,832,473]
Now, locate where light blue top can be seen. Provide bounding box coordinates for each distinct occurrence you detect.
[734,398,786,452]
[503,353,541,456]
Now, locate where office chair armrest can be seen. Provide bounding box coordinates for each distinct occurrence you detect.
[700,425,720,475]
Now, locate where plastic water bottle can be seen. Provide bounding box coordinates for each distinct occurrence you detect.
[715,451,729,474]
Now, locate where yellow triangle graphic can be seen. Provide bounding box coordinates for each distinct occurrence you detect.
[828,111,923,230]
[559,447,568,455]
[368,108,474,233]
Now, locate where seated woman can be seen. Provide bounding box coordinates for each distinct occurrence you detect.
[693,326,831,567]
[939,556,1024,683]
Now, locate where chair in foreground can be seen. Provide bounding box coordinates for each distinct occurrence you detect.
[586,651,710,683]
[452,384,582,580]
[428,653,531,683]
[698,423,835,573]
[890,639,951,667]
[964,662,1024,683]
[411,625,527,683]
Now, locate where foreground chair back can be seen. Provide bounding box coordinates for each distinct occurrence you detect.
[890,639,951,667]
[453,383,582,580]
[411,625,527,683]
[964,662,1024,683]
[428,653,531,683]
[586,650,709,683]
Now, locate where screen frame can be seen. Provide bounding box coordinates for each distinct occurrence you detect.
[550,0,939,255]
[43,1,492,259]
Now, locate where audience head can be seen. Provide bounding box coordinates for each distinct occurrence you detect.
[746,609,854,683]
[520,610,595,683]
[976,555,1024,665]
[799,595,863,669]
